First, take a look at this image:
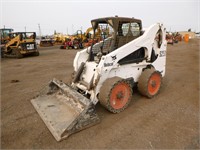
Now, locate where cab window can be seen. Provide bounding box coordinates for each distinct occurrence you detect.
[130,23,140,36]
[121,23,130,36]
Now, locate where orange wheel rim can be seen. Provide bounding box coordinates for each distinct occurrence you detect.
[148,73,161,95]
[110,82,131,109]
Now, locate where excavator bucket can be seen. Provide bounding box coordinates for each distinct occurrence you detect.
[31,78,100,141]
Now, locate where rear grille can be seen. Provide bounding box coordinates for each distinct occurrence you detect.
[21,42,36,50]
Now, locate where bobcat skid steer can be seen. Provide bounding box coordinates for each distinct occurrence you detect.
[31,16,167,141]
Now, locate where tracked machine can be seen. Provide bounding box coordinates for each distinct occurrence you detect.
[1,32,39,58]
[31,16,167,141]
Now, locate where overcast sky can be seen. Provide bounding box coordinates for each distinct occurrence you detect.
[1,0,199,35]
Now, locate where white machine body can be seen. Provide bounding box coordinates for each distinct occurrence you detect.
[73,23,167,104]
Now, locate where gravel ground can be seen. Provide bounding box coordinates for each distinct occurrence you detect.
[1,39,199,149]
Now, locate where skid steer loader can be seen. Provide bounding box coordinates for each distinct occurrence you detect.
[31,16,167,141]
[1,32,39,58]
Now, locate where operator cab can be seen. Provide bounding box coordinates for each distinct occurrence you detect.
[8,32,36,40]
[89,16,142,61]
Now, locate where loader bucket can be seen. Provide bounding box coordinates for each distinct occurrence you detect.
[31,78,100,141]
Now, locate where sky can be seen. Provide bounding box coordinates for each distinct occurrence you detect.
[1,0,199,35]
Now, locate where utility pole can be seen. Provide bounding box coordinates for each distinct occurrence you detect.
[72,24,74,34]
[4,25,5,29]
[38,24,42,39]
[25,26,26,32]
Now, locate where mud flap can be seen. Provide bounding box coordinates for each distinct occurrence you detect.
[31,78,100,141]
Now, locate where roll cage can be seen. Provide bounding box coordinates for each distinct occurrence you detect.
[88,16,142,61]
[8,32,36,40]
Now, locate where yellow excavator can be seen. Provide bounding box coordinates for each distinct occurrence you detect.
[1,32,39,58]
[72,27,103,43]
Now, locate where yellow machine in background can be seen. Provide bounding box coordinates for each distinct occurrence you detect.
[70,27,103,43]
[1,32,39,58]
[83,26,110,47]
[84,26,103,40]
[59,26,110,49]
[53,33,70,44]
[59,29,93,49]
[54,33,63,44]
[0,28,14,44]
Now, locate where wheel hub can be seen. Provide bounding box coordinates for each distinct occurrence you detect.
[116,91,124,99]
[150,80,157,88]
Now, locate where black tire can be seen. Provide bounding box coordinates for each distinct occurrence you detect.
[99,77,133,113]
[138,68,162,98]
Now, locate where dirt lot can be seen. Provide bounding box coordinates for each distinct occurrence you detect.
[1,39,199,149]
